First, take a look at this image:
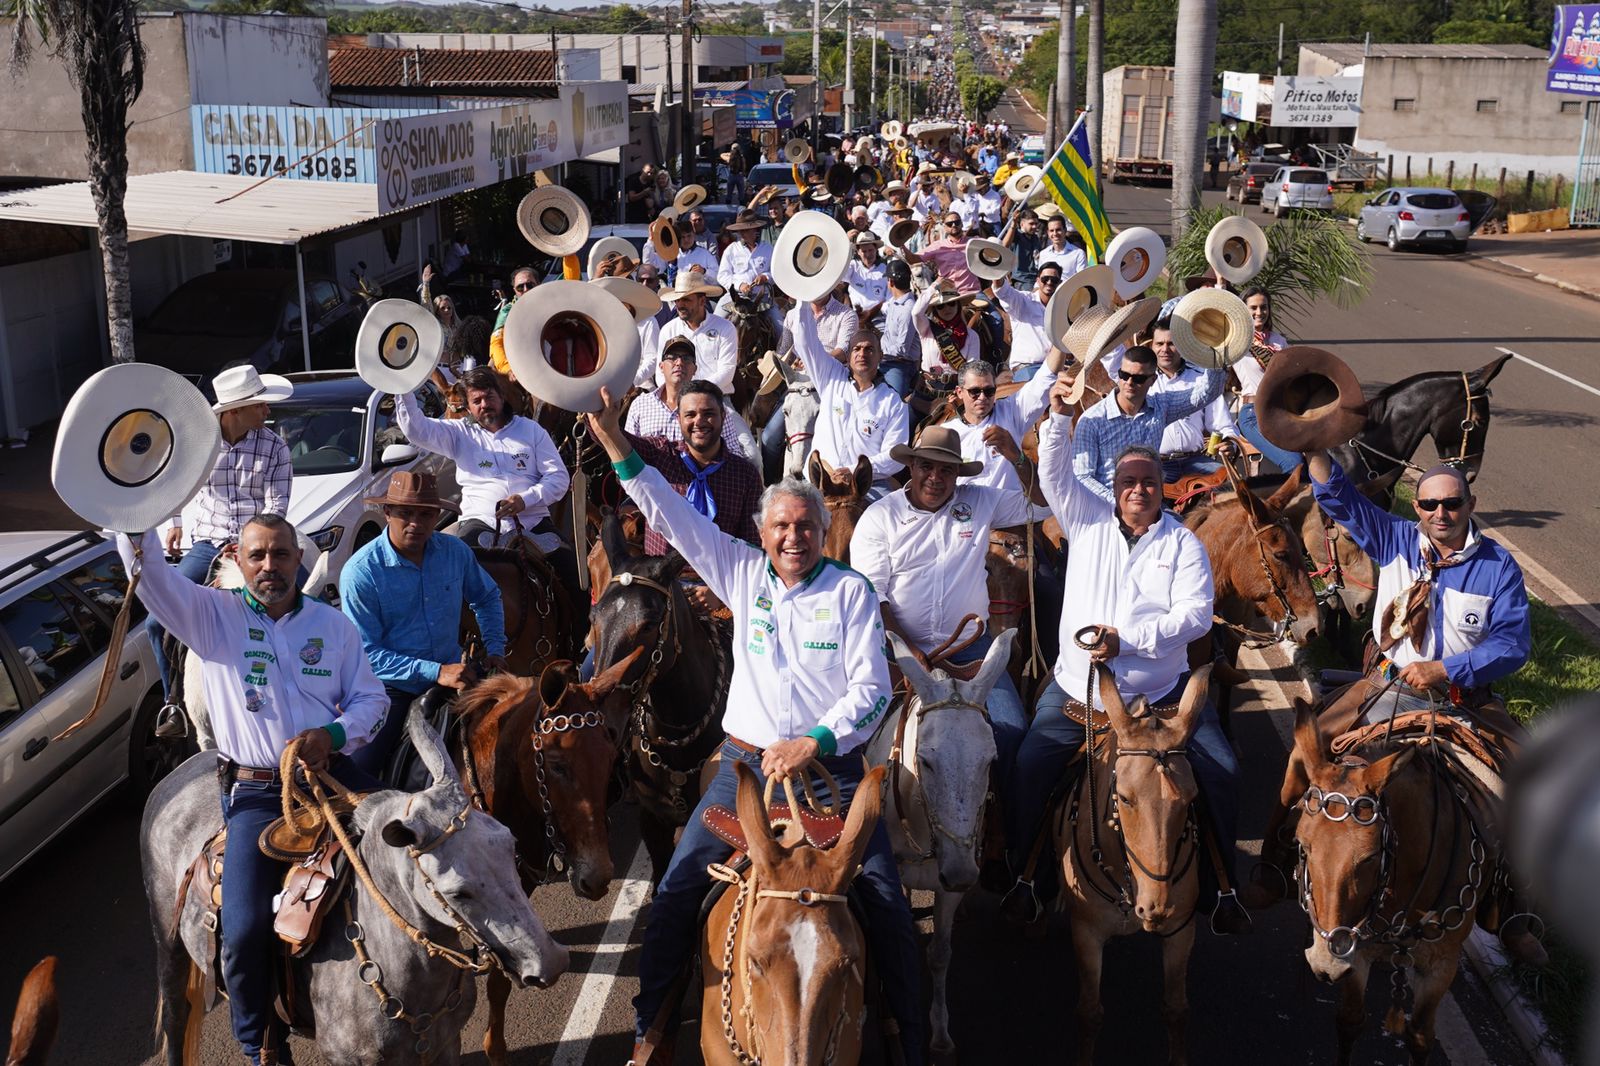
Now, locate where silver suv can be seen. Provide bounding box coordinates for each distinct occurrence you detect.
[1260,166,1335,216]
[0,531,184,882]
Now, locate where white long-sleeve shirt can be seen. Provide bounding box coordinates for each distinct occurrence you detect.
[845,259,889,314]
[1037,243,1088,277]
[1152,363,1240,454]
[852,483,1031,651]
[394,392,569,533]
[992,279,1052,368]
[612,460,893,753]
[717,239,774,293]
[657,311,739,395]
[939,363,1056,505]
[117,530,387,768]
[643,243,718,277]
[633,315,662,387]
[790,304,909,480]
[1037,410,1215,706]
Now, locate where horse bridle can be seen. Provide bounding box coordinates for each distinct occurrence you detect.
[888,690,990,864]
[529,706,615,879]
[1213,453,1300,647]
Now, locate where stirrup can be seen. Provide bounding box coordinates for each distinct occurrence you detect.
[1000,877,1043,924]
[155,702,190,739]
[1210,888,1255,936]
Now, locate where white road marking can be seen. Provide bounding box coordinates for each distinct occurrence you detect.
[1011,88,1045,122]
[551,844,654,1066]
[1497,345,1600,399]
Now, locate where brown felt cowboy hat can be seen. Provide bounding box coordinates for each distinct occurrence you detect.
[1253,346,1369,453]
[889,426,982,476]
[722,210,769,233]
[363,470,459,512]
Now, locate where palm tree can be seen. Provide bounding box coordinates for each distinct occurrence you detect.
[1053,0,1075,143]
[1085,0,1103,166]
[7,0,145,363]
[1170,0,1217,238]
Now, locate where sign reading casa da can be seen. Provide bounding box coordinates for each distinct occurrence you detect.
[376,82,628,214]
[1548,4,1600,97]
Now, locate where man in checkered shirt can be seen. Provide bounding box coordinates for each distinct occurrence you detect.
[623,336,759,467]
[150,366,295,700]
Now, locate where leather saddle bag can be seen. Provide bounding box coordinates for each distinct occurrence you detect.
[272,832,350,957]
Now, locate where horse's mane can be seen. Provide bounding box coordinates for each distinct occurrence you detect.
[470,545,529,567]
[452,673,533,725]
[213,555,245,590]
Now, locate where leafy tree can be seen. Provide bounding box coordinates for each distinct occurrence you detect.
[1433,18,1543,44]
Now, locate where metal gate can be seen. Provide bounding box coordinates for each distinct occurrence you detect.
[1574,99,1600,227]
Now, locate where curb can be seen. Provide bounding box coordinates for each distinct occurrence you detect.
[1462,927,1572,1066]
[1338,214,1600,304]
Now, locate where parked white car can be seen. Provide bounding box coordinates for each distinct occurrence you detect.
[1260,166,1335,216]
[0,530,182,882]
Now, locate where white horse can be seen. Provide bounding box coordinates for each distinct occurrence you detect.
[774,357,821,481]
[868,629,1015,1056]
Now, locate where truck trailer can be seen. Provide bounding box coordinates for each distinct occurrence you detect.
[1101,65,1175,184]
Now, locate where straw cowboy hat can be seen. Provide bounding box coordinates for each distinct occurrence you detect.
[883,179,907,194]
[587,236,639,279]
[887,218,920,249]
[772,210,851,303]
[674,183,708,212]
[889,425,983,476]
[784,138,812,164]
[1003,165,1043,203]
[1254,346,1369,452]
[927,278,978,310]
[1061,304,1112,363]
[501,280,642,414]
[517,186,591,258]
[965,238,1016,281]
[1083,297,1163,369]
[649,215,681,262]
[211,364,294,413]
[591,276,662,324]
[881,119,904,140]
[1204,215,1269,285]
[51,363,222,532]
[756,349,787,396]
[659,268,726,302]
[354,299,443,394]
[851,229,883,248]
[362,469,459,512]
[1169,287,1253,369]
[1103,227,1167,300]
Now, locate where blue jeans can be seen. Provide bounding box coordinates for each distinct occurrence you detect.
[633,740,925,1065]
[725,172,746,205]
[881,358,919,400]
[1237,402,1303,475]
[1006,674,1239,905]
[219,756,380,1058]
[946,631,1025,799]
[348,685,412,779]
[1009,362,1041,382]
[1162,454,1223,483]
[760,408,789,482]
[149,540,221,698]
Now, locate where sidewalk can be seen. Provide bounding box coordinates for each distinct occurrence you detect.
[1466,228,1600,300]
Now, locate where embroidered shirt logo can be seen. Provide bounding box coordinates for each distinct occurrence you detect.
[477,459,493,469]
[802,640,839,651]
[244,687,265,713]
[952,502,973,522]
[755,592,773,611]
[1464,611,1481,626]
[813,607,832,621]
[299,638,324,666]
[513,453,529,471]
[248,628,265,641]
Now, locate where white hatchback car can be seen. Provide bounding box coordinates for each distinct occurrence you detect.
[1356,187,1474,253]
[1260,166,1335,216]
[0,531,182,882]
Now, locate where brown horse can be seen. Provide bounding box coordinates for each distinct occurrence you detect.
[5,956,57,1066]
[724,288,781,416]
[469,544,577,678]
[450,656,640,1066]
[1287,700,1480,1066]
[806,452,873,564]
[589,515,733,881]
[699,762,887,1066]
[1055,667,1212,1066]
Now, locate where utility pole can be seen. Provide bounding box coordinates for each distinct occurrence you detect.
[870,23,877,126]
[1055,0,1076,141]
[812,0,822,153]
[844,0,854,133]
[682,0,694,186]
[664,33,675,168]
[1276,22,1284,76]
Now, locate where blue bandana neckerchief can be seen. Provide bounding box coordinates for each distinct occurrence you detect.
[680,451,724,520]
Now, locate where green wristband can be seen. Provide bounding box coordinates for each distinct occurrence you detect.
[804,725,837,758]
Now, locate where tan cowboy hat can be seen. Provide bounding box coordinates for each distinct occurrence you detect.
[354,299,443,394]
[648,215,681,262]
[501,280,643,414]
[756,349,786,396]
[659,268,726,302]
[1032,200,1063,221]
[952,172,975,197]
[772,211,851,303]
[210,365,295,413]
[1061,304,1112,362]
[592,276,662,324]
[883,179,907,194]
[889,425,982,476]
[916,161,937,177]
[517,186,591,258]
[587,236,639,279]
[851,229,882,248]
[1103,227,1167,300]
[887,218,920,249]
[965,238,1016,281]
[1169,287,1253,369]
[722,210,769,233]
[673,183,708,212]
[51,363,222,532]
[1204,215,1269,286]
[1255,347,1368,452]
[1084,297,1163,369]
[361,469,459,512]
[1003,165,1043,203]
[784,138,812,164]
[1054,264,1116,325]
[926,278,976,309]
[881,119,904,140]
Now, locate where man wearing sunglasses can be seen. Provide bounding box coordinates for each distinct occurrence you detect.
[990,261,1063,382]
[489,265,539,377]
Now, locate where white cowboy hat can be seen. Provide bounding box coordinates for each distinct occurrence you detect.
[673,183,708,212]
[648,215,681,263]
[211,365,294,413]
[881,119,904,140]
[52,363,222,532]
[1204,215,1269,286]
[1003,165,1043,203]
[587,235,640,279]
[659,268,726,302]
[883,179,907,194]
[894,135,910,151]
[517,186,591,258]
[772,211,851,304]
[1169,287,1253,369]
[1053,264,1116,326]
[965,238,1016,281]
[354,299,443,394]
[1104,227,1167,300]
[1084,297,1164,368]
[784,138,812,164]
[591,276,662,324]
[501,280,642,414]
[952,172,975,197]
[851,229,882,247]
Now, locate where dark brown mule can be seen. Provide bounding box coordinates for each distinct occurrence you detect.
[450,659,639,1066]
[5,956,58,1066]
[806,453,873,565]
[725,289,781,417]
[469,545,577,678]
[588,515,733,881]
[1287,700,1480,1066]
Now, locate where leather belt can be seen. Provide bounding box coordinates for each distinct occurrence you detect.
[218,758,279,785]
[724,736,763,755]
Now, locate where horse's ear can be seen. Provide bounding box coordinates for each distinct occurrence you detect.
[1236,482,1275,528]
[1097,665,1132,731]
[1291,698,1328,772]
[852,455,874,499]
[538,659,582,712]
[807,450,829,491]
[957,628,1017,708]
[7,956,58,1066]
[1364,744,1417,790]
[601,511,631,571]
[407,704,462,788]
[587,646,644,706]
[1263,464,1304,517]
[1471,350,1514,390]
[1174,663,1213,738]
[649,549,688,584]
[833,766,886,879]
[733,761,784,870]
[1357,467,1403,502]
[888,631,939,703]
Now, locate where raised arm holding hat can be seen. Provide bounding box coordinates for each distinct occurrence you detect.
[991,260,1064,380]
[580,387,926,1066]
[788,301,910,494]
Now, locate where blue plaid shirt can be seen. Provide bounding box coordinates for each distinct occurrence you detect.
[1071,370,1226,503]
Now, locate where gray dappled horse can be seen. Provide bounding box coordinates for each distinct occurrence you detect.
[142,708,569,1065]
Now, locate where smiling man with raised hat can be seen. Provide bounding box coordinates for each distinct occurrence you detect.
[656,268,738,395]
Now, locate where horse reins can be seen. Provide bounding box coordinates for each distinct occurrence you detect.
[1212,452,1299,647]
[1347,370,1486,476]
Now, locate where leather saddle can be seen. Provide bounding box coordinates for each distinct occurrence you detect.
[1164,468,1229,510]
[702,802,847,854]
